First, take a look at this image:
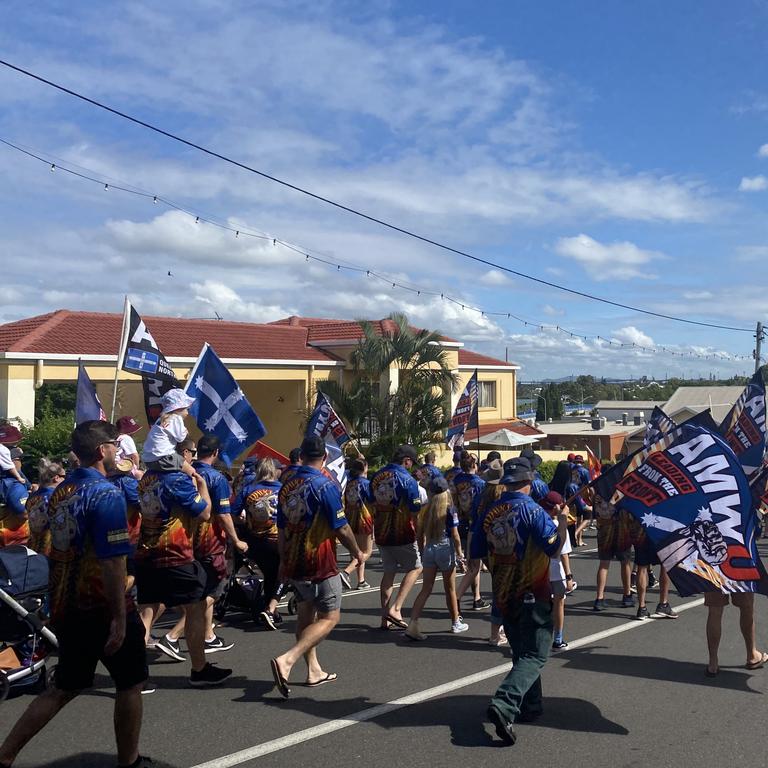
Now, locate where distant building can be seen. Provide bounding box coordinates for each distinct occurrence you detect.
[536,419,630,462]
[593,400,665,423]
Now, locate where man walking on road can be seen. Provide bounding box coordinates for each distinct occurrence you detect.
[0,420,151,768]
[473,456,568,746]
[270,436,363,697]
[370,445,423,630]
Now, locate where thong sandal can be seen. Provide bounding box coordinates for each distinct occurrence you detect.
[745,652,768,670]
[704,667,719,678]
[386,614,408,629]
[307,672,338,687]
[270,658,290,698]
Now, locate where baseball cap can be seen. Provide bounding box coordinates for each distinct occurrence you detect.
[116,416,142,435]
[393,444,418,462]
[539,490,564,511]
[573,454,585,464]
[9,446,23,460]
[429,476,449,494]
[161,388,196,415]
[0,425,22,445]
[500,457,534,484]
[300,436,327,460]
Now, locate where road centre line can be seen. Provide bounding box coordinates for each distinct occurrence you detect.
[189,596,705,768]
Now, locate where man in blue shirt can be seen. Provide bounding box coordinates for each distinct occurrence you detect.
[0,420,152,768]
[270,437,363,697]
[370,445,423,630]
[473,457,568,746]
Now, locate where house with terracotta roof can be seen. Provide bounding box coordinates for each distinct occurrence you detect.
[0,310,521,461]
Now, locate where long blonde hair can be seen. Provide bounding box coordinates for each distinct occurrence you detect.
[418,490,451,544]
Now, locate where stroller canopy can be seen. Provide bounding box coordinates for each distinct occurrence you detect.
[0,546,49,597]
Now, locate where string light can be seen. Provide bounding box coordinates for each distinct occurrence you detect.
[1,135,753,368]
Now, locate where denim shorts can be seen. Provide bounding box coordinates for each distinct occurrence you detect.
[422,539,456,571]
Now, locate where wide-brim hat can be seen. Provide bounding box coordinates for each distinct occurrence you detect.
[0,425,22,445]
[161,388,196,415]
[116,416,142,435]
[483,458,504,484]
[115,458,134,473]
[519,446,543,468]
[540,490,564,511]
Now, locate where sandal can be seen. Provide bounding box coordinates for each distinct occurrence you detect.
[745,652,768,670]
[385,614,408,629]
[270,658,290,698]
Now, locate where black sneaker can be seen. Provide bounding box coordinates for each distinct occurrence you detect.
[472,598,491,610]
[552,639,568,650]
[636,606,650,621]
[487,705,516,745]
[593,598,607,612]
[621,594,636,608]
[260,610,278,631]
[204,635,234,654]
[141,680,156,695]
[154,635,185,662]
[653,602,678,619]
[339,571,352,590]
[189,662,232,687]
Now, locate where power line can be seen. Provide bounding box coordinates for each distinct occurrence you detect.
[0,58,753,335]
[0,136,752,366]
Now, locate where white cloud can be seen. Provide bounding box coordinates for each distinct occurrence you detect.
[739,175,768,192]
[611,326,654,347]
[682,290,713,300]
[478,269,513,286]
[554,234,661,281]
[758,144,768,158]
[542,304,565,316]
[736,245,768,262]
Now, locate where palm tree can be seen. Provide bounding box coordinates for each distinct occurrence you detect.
[321,312,459,463]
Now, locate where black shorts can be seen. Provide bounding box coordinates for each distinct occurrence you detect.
[54,610,147,692]
[634,538,660,567]
[200,557,227,599]
[135,561,206,607]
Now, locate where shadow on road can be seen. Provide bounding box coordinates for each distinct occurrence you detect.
[558,646,760,692]
[16,754,179,768]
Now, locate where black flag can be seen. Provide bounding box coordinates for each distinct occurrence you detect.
[119,304,176,382]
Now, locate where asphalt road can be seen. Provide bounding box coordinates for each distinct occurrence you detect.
[3,530,768,768]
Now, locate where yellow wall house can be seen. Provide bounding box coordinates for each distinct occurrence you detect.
[0,310,522,463]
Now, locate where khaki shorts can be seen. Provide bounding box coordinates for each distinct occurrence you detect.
[292,574,343,614]
[380,542,422,573]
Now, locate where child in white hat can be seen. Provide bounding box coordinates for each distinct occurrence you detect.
[141,388,197,476]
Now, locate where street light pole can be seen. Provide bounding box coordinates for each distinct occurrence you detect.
[536,393,547,422]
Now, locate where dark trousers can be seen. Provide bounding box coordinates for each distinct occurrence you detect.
[491,600,554,723]
[245,535,281,606]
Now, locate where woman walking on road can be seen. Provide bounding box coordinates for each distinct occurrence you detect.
[342,458,374,589]
[406,477,468,641]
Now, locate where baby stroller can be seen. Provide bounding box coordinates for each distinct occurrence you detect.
[214,551,297,623]
[0,546,57,702]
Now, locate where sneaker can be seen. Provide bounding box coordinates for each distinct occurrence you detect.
[141,680,156,695]
[451,620,469,634]
[621,594,636,608]
[472,598,491,610]
[356,580,371,589]
[630,572,638,593]
[593,598,607,612]
[653,602,679,619]
[204,635,234,654]
[154,635,185,662]
[339,571,352,590]
[404,628,426,641]
[189,662,232,687]
[487,705,516,746]
[552,639,568,650]
[648,570,657,589]
[636,606,650,621]
[489,632,509,647]
[261,610,283,630]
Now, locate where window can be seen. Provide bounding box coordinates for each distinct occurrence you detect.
[478,380,497,408]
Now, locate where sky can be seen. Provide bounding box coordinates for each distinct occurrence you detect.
[1,0,768,380]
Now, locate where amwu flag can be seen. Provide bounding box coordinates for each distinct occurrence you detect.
[612,421,768,596]
[644,406,677,449]
[446,369,479,450]
[185,344,267,466]
[718,370,766,477]
[76,361,106,425]
[306,392,351,487]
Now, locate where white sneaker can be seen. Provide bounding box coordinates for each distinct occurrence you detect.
[451,620,469,634]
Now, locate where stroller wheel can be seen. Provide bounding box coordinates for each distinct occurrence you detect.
[0,671,9,703]
[287,594,298,615]
[30,665,50,694]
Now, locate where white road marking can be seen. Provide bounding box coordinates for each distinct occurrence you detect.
[189,596,705,768]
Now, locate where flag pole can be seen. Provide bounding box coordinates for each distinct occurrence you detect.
[110,295,131,423]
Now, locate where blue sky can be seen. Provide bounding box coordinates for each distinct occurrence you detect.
[2,0,767,379]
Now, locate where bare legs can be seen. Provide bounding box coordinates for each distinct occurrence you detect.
[379,568,422,626]
[344,534,373,585]
[705,593,764,675]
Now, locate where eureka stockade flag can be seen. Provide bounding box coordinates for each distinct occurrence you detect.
[718,369,766,477]
[644,406,677,450]
[306,392,352,487]
[612,421,768,596]
[446,369,478,449]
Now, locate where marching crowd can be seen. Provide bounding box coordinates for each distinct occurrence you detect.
[0,387,766,766]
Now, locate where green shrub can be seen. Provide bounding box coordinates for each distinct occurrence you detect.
[17,414,74,482]
[538,460,559,485]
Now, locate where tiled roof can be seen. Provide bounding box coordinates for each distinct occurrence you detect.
[477,420,544,438]
[270,315,458,343]
[0,310,338,362]
[458,349,517,367]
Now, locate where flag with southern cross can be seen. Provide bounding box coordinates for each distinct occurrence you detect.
[305,392,351,487]
[76,361,106,425]
[446,369,479,449]
[718,370,766,477]
[119,302,176,381]
[611,421,768,596]
[184,344,267,466]
[644,406,677,450]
